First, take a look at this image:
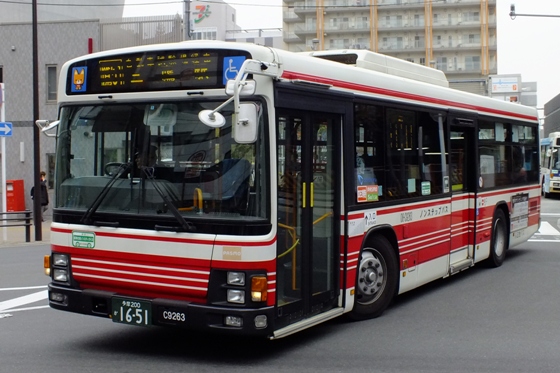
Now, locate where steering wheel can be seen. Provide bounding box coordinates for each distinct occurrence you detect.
[104,162,125,176]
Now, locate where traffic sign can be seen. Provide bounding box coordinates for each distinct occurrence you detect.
[0,122,12,137]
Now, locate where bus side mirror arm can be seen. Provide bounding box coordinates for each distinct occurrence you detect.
[199,59,280,137]
[35,119,59,137]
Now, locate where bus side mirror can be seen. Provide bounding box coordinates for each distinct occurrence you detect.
[234,103,258,144]
[35,119,59,137]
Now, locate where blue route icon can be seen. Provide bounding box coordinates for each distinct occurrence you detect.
[0,122,13,137]
[223,56,246,85]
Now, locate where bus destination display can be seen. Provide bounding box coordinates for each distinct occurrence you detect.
[67,49,250,94]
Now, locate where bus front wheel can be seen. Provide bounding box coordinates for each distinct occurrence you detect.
[350,235,398,320]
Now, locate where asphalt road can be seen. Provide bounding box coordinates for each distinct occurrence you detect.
[1,198,560,373]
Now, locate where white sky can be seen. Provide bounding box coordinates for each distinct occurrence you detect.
[123,0,560,109]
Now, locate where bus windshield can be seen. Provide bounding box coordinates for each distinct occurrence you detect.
[54,100,269,232]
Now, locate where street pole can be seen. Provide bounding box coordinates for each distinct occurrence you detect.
[184,0,191,40]
[1,83,6,241]
[509,5,560,19]
[32,0,42,241]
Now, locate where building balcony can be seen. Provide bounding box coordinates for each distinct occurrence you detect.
[378,44,416,53]
[283,31,302,43]
[432,0,496,8]
[293,6,317,16]
[284,10,302,23]
[375,20,497,34]
[434,21,496,30]
[377,23,425,32]
[378,1,424,11]
[324,22,371,34]
[294,25,318,37]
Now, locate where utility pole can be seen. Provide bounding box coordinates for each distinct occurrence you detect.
[32,0,42,241]
[184,0,191,40]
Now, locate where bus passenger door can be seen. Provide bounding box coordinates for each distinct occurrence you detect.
[276,110,340,329]
[449,119,477,273]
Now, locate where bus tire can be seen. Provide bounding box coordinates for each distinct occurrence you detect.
[349,235,398,320]
[485,209,508,268]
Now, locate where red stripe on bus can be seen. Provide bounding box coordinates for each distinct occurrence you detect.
[281,71,538,121]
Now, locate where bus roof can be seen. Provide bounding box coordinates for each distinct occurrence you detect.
[302,49,449,88]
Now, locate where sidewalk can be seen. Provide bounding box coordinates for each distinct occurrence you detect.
[0,219,51,247]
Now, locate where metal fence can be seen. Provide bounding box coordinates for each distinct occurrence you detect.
[100,15,183,51]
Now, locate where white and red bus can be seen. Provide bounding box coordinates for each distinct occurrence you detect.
[540,132,560,197]
[43,41,540,339]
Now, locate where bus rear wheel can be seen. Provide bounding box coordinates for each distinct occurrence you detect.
[485,209,508,268]
[350,235,398,320]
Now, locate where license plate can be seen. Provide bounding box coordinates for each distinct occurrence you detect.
[111,297,151,326]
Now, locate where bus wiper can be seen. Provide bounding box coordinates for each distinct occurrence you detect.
[141,167,196,233]
[81,162,131,225]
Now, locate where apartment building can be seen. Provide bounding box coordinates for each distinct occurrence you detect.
[283,0,496,87]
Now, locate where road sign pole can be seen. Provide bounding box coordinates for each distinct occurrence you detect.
[1,83,6,242]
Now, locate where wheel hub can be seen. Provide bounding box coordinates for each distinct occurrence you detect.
[358,252,384,296]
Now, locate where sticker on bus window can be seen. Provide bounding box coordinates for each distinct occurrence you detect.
[421,181,431,195]
[71,67,87,93]
[223,56,246,85]
[357,185,378,202]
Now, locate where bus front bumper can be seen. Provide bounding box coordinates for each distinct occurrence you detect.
[48,284,275,337]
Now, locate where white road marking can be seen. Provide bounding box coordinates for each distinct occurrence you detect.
[0,285,47,292]
[0,290,48,312]
[5,305,49,312]
[534,221,560,235]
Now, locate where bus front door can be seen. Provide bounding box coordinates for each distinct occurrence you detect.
[276,110,340,330]
[449,121,477,273]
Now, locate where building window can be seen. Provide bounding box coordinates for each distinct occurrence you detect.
[463,12,480,22]
[465,56,480,70]
[462,34,481,45]
[436,57,447,71]
[46,65,57,102]
[191,27,217,40]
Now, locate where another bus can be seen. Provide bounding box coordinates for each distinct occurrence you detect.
[43,41,540,339]
[540,132,560,197]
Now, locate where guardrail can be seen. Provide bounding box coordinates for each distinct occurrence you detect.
[0,211,32,242]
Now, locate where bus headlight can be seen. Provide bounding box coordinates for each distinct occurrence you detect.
[53,253,69,267]
[53,269,69,282]
[224,315,243,327]
[227,289,245,304]
[254,315,268,329]
[227,271,245,286]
